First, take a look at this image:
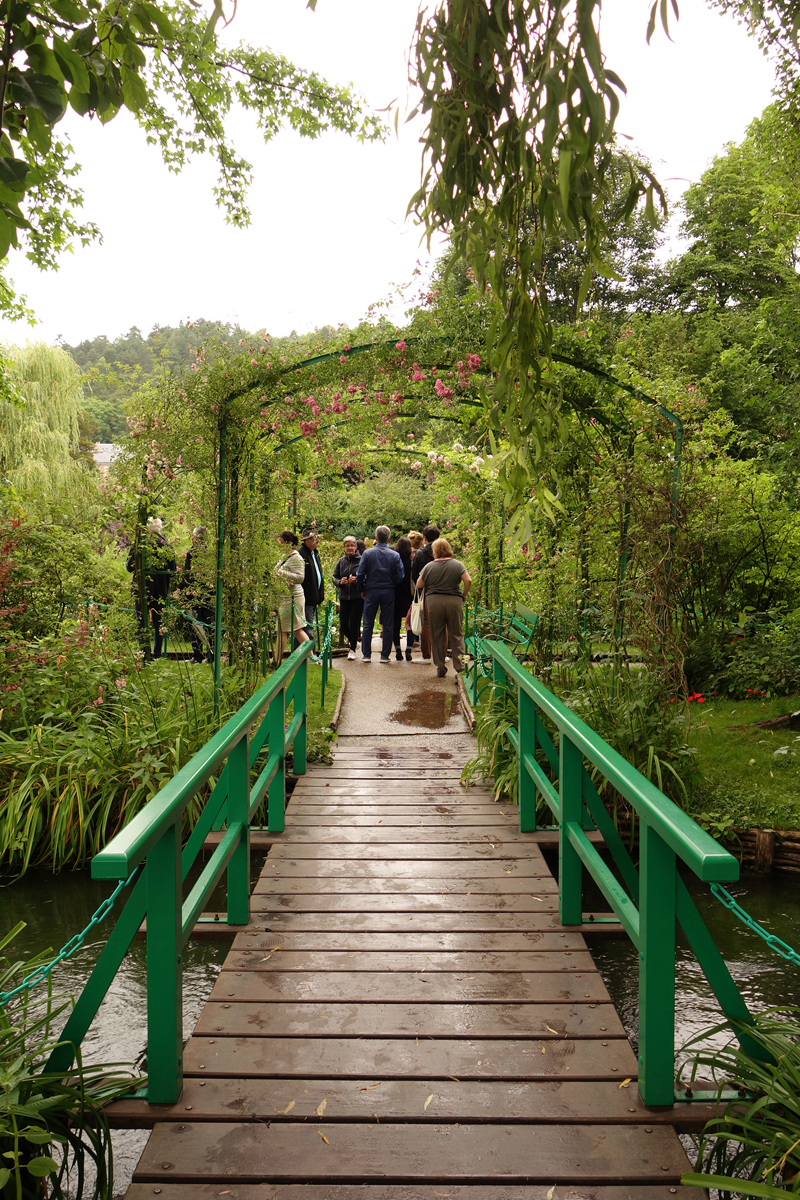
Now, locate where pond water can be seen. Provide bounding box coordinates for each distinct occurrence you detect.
[0,862,241,1197]
[1,859,797,1196]
[584,868,800,1065]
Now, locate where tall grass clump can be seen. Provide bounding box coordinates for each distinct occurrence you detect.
[0,610,261,873]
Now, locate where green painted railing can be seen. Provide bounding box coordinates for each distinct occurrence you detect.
[45,641,312,1104]
[464,600,538,700]
[474,639,763,1107]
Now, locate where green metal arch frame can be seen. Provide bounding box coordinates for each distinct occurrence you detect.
[210,336,684,713]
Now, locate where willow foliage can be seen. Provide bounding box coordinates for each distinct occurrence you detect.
[0,342,88,494]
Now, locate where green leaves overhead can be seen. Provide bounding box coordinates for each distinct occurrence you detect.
[409,0,666,539]
[0,1,384,301]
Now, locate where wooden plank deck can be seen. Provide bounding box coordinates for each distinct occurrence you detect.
[120,736,705,1197]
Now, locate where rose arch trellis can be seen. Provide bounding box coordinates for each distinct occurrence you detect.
[123,331,684,714]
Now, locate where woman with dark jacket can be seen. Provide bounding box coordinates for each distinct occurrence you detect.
[392,536,414,661]
[332,535,362,659]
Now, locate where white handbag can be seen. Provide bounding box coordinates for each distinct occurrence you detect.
[410,584,424,635]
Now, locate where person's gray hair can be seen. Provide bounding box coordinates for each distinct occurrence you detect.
[343,534,357,544]
[375,525,391,543]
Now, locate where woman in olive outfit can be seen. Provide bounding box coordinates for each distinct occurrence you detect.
[332,535,363,659]
[416,538,472,677]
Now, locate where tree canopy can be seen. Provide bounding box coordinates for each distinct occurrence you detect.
[0,1,383,313]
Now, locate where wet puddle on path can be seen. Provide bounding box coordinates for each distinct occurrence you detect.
[389,688,457,728]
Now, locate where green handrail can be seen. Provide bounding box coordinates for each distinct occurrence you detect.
[46,641,311,1105]
[478,639,761,1107]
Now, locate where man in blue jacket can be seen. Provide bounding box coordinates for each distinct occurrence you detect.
[356,525,405,663]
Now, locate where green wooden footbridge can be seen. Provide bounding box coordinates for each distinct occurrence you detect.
[35,627,770,1194]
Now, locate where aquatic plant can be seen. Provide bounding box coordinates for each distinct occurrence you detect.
[0,923,140,1199]
[681,1009,800,1199]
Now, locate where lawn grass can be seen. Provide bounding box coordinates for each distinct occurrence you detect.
[302,660,343,761]
[688,693,800,831]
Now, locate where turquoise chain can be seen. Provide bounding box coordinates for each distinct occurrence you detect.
[711,883,800,968]
[0,872,137,1007]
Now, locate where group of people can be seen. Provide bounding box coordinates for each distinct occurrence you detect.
[274,523,472,678]
[131,515,473,681]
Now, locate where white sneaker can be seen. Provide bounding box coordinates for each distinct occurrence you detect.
[347,649,356,660]
[415,657,432,664]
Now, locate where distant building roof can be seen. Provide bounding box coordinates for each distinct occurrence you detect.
[93,443,122,469]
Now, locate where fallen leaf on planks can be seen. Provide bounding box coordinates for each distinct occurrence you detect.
[448,1076,460,1082]
[541,1047,546,1054]
[261,955,272,961]
[316,1099,327,1116]
[433,1192,451,1197]
[316,1130,330,1145]
[547,1186,556,1200]
[546,1025,559,1035]
[619,1078,632,1088]
[423,1094,434,1112]
[359,1083,381,1090]
[281,1100,295,1114]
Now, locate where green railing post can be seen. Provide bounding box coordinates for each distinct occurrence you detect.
[558,735,583,926]
[638,820,677,1105]
[146,822,183,1104]
[518,687,537,832]
[162,598,169,657]
[267,690,286,833]
[492,658,509,698]
[213,421,227,721]
[260,606,268,676]
[226,732,250,926]
[293,657,308,775]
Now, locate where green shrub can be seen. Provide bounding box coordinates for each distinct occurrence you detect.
[559,666,700,806]
[686,612,800,699]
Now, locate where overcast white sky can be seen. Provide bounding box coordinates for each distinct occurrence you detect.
[0,1,776,347]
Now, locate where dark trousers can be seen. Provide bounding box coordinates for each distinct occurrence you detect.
[188,605,214,663]
[420,596,431,659]
[361,589,395,659]
[135,599,165,658]
[426,593,464,672]
[339,597,364,651]
[392,600,412,650]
